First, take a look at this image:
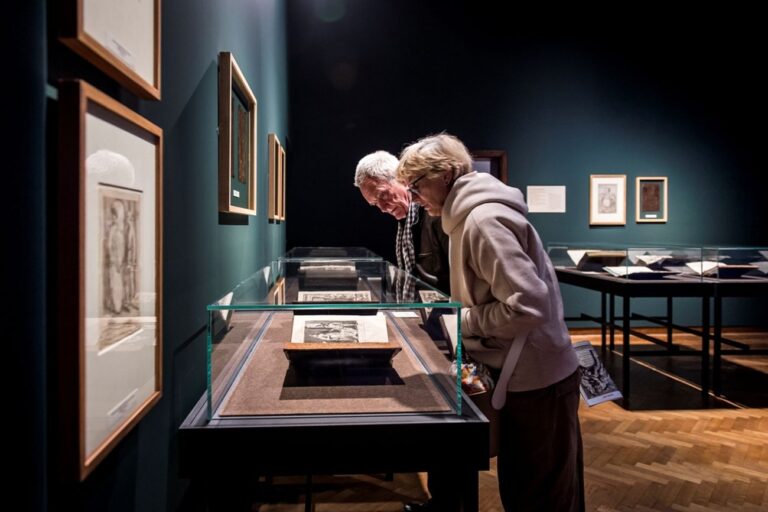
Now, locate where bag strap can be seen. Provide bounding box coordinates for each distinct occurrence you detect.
[491,332,529,410]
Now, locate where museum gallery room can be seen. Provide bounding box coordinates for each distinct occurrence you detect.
[10,1,768,511]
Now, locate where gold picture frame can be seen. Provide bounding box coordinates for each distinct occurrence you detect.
[589,174,626,226]
[636,176,668,223]
[60,0,162,100]
[268,133,286,221]
[219,52,257,216]
[57,80,163,480]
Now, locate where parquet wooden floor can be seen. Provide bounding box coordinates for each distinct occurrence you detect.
[246,330,768,511]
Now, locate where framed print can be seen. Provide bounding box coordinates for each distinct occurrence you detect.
[279,139,286,220]
[219,52,257,216]
[268,133,286,221]
[296,290,373,303]
[636,176,668,223]
[58,80,163,480]
[60,0,161,100]
[589,174,626,226]
[471,149,508,184]
[270,277,286,305]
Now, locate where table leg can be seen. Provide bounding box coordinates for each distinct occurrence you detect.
[305,474,313,512]
[714,294,722,396]
[601,292,607,351]
[460,470,479,512]
[667,296,674,351]
[622,295,630,408]
[610,294,616,350]
[205,472,253,512]
[701,296,710,398]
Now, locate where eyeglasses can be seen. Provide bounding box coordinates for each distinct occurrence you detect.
[407,174,427,196]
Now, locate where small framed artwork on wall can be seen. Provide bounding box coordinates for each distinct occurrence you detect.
[268,133,286,222]
[60,0,161,100]
[636,176,668,223]
[219,52,257,216]
[589,174,626,226]
[58,80,163,480]
[470,149,508,184]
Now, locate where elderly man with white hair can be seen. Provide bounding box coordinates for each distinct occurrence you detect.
[354,150,450,294]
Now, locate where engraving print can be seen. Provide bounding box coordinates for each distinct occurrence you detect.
[598,184,617,214]
[641,182,660,212]
[418,290,444,303]
[297,290,372,302]
[304,320,359,343]
[99,185,142,350]
[237,100,247,184]
[574,341,622,406]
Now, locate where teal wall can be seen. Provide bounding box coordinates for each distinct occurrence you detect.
[11,0,288,510]
[8,3,47,511]
[465,43,768,327]
[286,1,767,327]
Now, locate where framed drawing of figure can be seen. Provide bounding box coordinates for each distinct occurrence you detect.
[60,0,161,100]
[589,174,626,226]
[57,80,163,480]
[219,52,257,216]
[636,176,668,223]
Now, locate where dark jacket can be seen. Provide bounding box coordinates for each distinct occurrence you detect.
[412,210,451,294]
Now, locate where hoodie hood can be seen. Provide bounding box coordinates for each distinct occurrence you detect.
[442,172,528,234]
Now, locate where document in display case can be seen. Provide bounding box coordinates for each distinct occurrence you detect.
[548,243,706,281]
[205,252,465,419]
[701,247,768,280]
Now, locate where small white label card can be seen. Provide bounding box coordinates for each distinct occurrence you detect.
[527,186,566,213]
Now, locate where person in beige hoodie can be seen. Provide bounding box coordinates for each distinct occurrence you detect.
[397,133,584,512]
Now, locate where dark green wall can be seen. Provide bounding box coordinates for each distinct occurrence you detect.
[13,0,288,510]
[7,2,47,511]
[286,1,767,326]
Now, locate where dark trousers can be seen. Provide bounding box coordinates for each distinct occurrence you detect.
[426,370,584,511]
[496,369,585,512]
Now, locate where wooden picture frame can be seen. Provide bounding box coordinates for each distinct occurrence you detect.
[268,133,286,221]
[219,52,257,216]
[636,176,668,223]
[471,149,508,184]
[589,174,626,226]
[60,0,161,100]
[58,80,163,480]
[279,142,286,220]
[270,277,286,305]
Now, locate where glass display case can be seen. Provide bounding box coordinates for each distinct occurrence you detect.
[549,243,768,281]
[548,243,706,280]
[546,243,767,408]
[282,246,382,260]
[701,247,768,280]
[206,254,463,421]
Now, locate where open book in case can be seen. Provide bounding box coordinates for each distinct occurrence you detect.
[547,243,768,281]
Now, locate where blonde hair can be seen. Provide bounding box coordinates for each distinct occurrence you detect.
[396,133,473,185]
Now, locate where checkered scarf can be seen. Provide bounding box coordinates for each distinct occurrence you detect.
[394,202,419,301]
[396,202,419,273]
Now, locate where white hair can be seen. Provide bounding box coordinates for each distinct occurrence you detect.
[353,150,398,187]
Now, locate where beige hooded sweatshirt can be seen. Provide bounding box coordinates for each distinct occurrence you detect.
[442,172,578,394]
